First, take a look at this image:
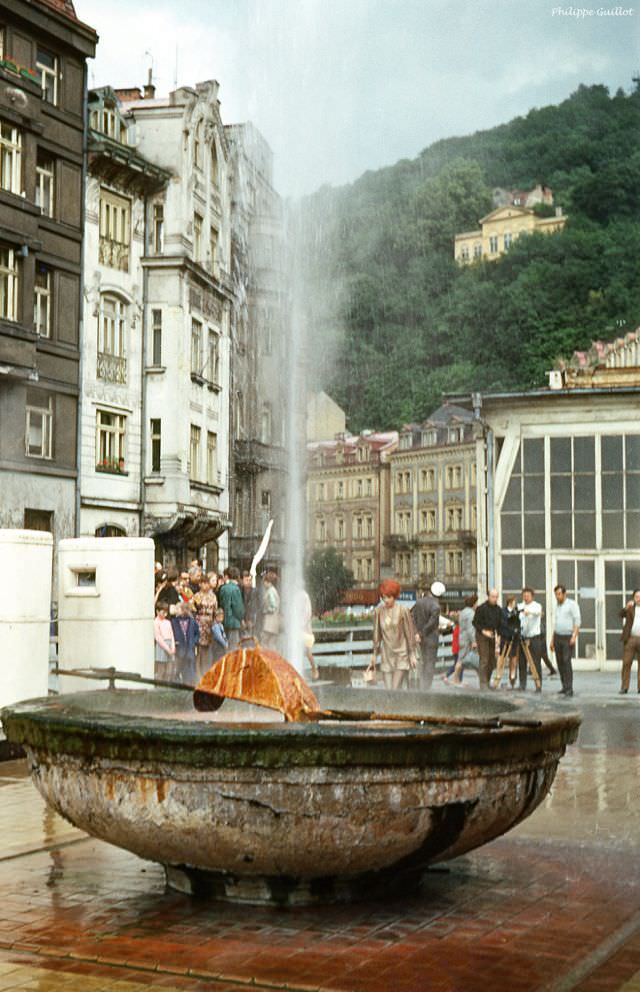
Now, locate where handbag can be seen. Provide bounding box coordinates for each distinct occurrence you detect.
[262,612,281,635]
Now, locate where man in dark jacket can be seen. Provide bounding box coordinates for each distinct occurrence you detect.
[473,588,502,690]
[411,581,445,691]
[171,601,200,685]
[218,567,245,649]
[619,588,640,694]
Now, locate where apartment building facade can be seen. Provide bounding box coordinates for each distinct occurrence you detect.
[388,404,478,599]
[307,431,398,599]
[0,0,96,548]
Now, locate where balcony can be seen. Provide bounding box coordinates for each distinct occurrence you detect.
[384,533,418,552]
[97,352,127,384]
[99,236,129,272]
[233,438,284,474]
[444,529,477,546]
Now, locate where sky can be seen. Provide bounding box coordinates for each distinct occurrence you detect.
[78,0,638,198]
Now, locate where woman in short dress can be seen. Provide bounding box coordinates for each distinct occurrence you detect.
[368,579,417,690]
[192,576,218,678]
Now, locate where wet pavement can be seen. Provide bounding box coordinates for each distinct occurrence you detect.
[0,677,638,991]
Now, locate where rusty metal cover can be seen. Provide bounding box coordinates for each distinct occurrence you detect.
[193,642,320,722]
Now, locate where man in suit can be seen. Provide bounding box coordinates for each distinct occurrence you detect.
[411,581,445,691]
[171,601,200,685]
[619,588,640,694]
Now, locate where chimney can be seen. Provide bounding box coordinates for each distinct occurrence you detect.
[143,67,155,100]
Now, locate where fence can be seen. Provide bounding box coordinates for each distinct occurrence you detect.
[312,624,454,686]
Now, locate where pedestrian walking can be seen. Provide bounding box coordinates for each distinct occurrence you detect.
[472,589,502,690]
[619,588,640,694]
[153,602,176,680]
[218,567,245,649]
[540,618,558,677]
[260,571,281,650]
[368,580,417,690]
[170,601,200,684]
[451,594,478,685]
[411,581,446,691]
[518,587,544,692]
[550,585,581,697]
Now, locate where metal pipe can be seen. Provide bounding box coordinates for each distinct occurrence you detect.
[74,61,90,537]
[139,194,150,538]
[487,427,496,590]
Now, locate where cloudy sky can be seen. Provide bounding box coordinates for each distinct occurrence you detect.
[78,0,637,198]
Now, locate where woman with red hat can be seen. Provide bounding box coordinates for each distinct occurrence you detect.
[366,579,417,689]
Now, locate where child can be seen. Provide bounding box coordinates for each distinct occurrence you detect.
[170,601,200,684]
[210,609,229,663]
[443,612,461,684]
[154,602,176,681]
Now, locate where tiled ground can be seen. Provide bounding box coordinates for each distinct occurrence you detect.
[0,691,638,991]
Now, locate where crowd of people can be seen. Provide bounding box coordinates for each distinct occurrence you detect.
[153,561,319,686]
[368,580,640,697]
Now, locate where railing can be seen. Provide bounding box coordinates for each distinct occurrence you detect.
[311,623,453,677]
[99,237,129,272]
[97,352,127,384]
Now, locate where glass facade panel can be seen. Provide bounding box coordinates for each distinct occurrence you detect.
[626,435,640,471]
[503,475,521,511]
[524,513,545,547]
[550,437,571,473]
[602,474,623,510]
[557,560,575,591]
[501,514,521,549]
[574,513,596,548]
[574,474,595,511]
[550,475,571,511]
[605,561,623,589]
[601,435,623,471]
[627,513,640,548]
[580,598,596,629]
[574,436,595,473]
[577,560,595,586]
[551,513,571,547]
[501,554,522,592]
[523,475,544,510]
[602,513,624,548]
[625,474,640,510]
[524,555,545,593]
[626,560,640,592]
[523,438,544,474]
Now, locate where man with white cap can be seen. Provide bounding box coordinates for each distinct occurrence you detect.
[411,580,446,691]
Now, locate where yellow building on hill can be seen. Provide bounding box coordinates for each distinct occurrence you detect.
[454,205,566,264]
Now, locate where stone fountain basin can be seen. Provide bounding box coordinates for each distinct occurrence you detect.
[1,687,580,905]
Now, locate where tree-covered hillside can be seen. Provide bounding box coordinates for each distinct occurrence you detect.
[299,83,640,431]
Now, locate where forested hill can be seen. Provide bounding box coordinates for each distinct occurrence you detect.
[299,83,640,431]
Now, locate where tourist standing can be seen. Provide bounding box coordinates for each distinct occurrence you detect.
[260,571,281,650]
[241,571,259,635]
[192,577,218,678]
[619,588,640,694]
[218,568,245,649]
[472,589,502,690]
[518,587,543,692]
[411,581,446,691]
[210,609,229,663]
[499,595,521,689]
[153,603,175,680]
[451,594,478,685]
[549,585,581,698]
[171,601,200,684]
[154,567,181,614]
[368,580,417,690]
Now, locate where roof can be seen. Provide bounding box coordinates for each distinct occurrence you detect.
[35,0,78,19]
[562,330,640,370]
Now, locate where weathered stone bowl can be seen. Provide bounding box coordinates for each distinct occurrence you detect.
[1,687,580,905]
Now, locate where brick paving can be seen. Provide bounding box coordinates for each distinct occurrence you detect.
[0,687,638,990]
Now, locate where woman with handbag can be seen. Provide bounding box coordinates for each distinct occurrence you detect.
[261,571,281,650]
[366,579,417,690]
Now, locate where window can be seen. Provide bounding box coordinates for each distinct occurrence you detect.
[0,119,22,194]
[97,295,127,384]
[24,508,53,532]
[189,424,201,480]
[366,477,373,497]
[207,330,219,384]
[336,517,345,541]
[36,48,58,104]
[445,464,463,489]
[473,243,482,259]
[210,141,218,186]
[152,203,164,253]
[193,213,203,262]
[365,514,374,538]
[191,319,202,376]
[448,426,463,443]
[504,232,513,249]
[423,429,438,446]
[356,478,363,498]
[354,514,364,539]
[194,121,202,169]
[209,227,218,269]
[395,552,411,578]
[207,431,217,485]
[420,508,436,532]
[0,245,18,321]
[96,410,126,472]
[261,404,272,445]
[316,517,326,541]
[25,391,53,459]
[461,245,469,261]
[0,27,4,59]
[395,470,412,494]
[35,151,54,216]
[99,190,131,271]
[151,309,162,365]
[446,505,464,531]
[446,550,464,577]
[150,419,161,473]
[34,265,51,337]
[235,391,244,435]
[420,551,436,576]
[399,433,413,450]
[489,235,499,254]
[317,482,325,501]
[396,510,412,535]
[337,480,344,500]
[261,490,271,511]
[420,467,435,491]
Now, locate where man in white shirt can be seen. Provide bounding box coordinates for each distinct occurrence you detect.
[517,586,543,692]
[550,584,581,698]
[620,588,640,694]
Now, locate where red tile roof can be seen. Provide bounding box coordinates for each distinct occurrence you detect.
[34,0,79,22]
